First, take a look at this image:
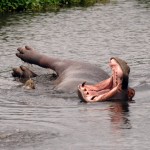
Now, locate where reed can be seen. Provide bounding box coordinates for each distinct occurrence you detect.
[0,0,110,13]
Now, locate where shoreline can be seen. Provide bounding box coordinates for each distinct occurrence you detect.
[0,0,110,14]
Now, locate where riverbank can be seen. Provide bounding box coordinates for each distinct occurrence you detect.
[0,0,109,13]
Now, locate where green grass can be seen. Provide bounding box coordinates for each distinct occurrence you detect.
[0,0,110,13]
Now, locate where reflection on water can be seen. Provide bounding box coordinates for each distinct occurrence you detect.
[0,0,150,149]
[109,102,131,130]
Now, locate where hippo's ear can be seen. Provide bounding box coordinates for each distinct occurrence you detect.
[128,87,135,101]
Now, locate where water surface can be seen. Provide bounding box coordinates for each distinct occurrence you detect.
[0,0,150,149]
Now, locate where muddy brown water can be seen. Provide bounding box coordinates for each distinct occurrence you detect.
[0,0,150,150]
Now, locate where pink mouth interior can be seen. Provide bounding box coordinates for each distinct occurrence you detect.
[79,59,125,101]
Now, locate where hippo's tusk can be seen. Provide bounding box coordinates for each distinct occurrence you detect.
[81,81,86,87]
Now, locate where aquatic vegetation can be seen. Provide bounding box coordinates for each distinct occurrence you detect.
[136,0,150,7]
[0,0,110,13]
[137,0,150,3]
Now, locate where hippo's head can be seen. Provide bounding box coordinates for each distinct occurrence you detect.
[78,57,135,102]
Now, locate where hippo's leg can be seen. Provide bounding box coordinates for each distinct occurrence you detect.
[16,46,68,75]
[16,46,42,65]
[12,65,37,78]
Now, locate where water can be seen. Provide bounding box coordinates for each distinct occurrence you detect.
[0,0,150,149]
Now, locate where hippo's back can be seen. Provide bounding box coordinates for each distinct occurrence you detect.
[55,62,109,93]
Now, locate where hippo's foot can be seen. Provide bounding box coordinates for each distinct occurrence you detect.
[16,46,40,64]
[12,66,37,79]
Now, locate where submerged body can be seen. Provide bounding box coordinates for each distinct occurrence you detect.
[12,46,135,101]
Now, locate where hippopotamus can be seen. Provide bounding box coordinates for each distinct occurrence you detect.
[12,46,135,102]
[78,57,135,102]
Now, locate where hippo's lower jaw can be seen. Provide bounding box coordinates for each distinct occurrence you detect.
[77,80,120,103]
[77,58,135,103]
[78,84,135,103]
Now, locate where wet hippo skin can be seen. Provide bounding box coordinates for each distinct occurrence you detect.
[12,46,135,102]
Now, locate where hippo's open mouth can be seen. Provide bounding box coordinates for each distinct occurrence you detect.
[78,57,135,102]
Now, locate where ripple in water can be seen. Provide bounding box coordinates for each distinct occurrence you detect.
[0,0,150,149]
